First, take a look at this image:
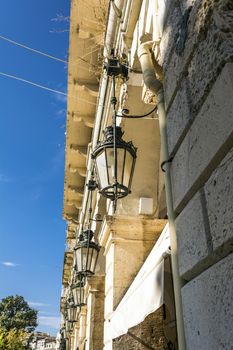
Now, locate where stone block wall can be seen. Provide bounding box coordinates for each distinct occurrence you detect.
[161,0,233,348]
[112,308,165,350]
[182,252,233,349]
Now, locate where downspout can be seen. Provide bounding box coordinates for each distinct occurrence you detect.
[104,0,124,57]
[137,41,186,350]
[122,0,143,48]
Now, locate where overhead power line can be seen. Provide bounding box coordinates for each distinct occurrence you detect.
[0,34,102,104]
[0,71,67,95]
[0,71,97,106]
[0,34,101,68]
[0,34,68,64]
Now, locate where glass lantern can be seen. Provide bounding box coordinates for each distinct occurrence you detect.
[74,229,100,276]
[71,273,86,307]
[92,126,137,201]
[66,304,77,323]
[65,320,73,334]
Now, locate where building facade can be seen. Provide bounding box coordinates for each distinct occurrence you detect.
[30,332,58,350]
[60,0,233,349]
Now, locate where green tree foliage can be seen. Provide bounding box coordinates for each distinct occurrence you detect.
[0,296,38,349]
[0,295,37,332]
[0,328,28,350]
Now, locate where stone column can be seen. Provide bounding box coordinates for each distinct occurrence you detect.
[85,275,105,350]
[70,334,75,350]
[73,322,80,350]
[77,306,87,350]
[99,215,167,350]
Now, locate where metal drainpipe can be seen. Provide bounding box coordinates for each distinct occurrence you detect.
[122,0,143,47]
[104,0,124,57]
[138,41,186,350]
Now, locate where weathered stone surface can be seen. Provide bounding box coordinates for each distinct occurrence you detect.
[176,190,211,281]
[164,0,233,109]
[166,78,192,156]
[182,252,233,350]
[188,3,233,115]
[179,0,196,11]
[160,1,182,70]
[205,147,233,256]
[163,51,182,110]
[113,308,165,350]
[163,0,203,106]
[171,63,233,213]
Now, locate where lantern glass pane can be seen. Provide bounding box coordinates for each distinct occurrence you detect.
[75,248,82,273]
[75,246,88,274]
[72,307,76,321]
[117,148,126,190]
[72,287,79,306]
[86,246,93,273]
[87,246,97,274]
[95,151,109,190]
[81,246,88,272]
[65,320,71,332]
[123,150,134,189]
[105,147,114,187]
[90,247,99,274]
[85,247,90,273]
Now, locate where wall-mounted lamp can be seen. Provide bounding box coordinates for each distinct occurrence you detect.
[92,126,136,201]
[71,273,86,307]
[92,51,137,210]
[74,229,100,276]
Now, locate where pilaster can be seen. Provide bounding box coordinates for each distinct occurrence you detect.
[73,322,80,350]
[99,215,167,350]
[77,306,87,350]
[85,275,105,350]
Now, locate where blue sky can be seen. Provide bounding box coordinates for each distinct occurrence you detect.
[0,1,70,335]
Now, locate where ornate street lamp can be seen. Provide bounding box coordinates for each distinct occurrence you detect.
[60,334,66,350]
[65,320,73,334]
[92,126,137,201]
[71,273,86,307]
[92,51,137,210]
[65,292,77,323]
[66,303,77,323]
[74,229,100,276]
[61,327,66,341]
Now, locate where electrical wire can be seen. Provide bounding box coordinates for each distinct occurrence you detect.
[119,105,157,118]
[0,71,97,106]
[0,34,101,69]
[0,71,67,95]
[0,34,68,64]
[0,35,106,105]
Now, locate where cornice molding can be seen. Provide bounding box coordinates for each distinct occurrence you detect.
[99,215,167,255]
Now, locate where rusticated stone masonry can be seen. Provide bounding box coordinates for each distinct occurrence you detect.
[160,0,233,349]
[113,307,165,350]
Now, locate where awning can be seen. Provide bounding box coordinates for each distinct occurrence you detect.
[107,224,170,340]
